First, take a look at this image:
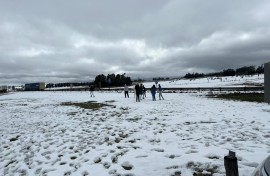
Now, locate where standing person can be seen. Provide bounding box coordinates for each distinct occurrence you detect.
[90,85,95,97]
[134,85,136,98]
[135,83,140,102]
[124,84,129,98]
[142,85,146,99]
[139,83,143,100]
[150,84,156,101]
[158,84,164,100]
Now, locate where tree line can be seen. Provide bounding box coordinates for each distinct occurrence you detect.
[46,73,132,88]
[93,73,132,88]
[184,65,264,79]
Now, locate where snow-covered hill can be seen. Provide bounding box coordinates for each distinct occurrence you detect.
[142,74,264,88]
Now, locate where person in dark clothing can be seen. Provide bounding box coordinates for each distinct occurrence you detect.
[124,84,129,98]
[135,83,140,102]
[139,83,143,100]
[142,85,146,99]
[150,84,156,101]
[90,85,95,97]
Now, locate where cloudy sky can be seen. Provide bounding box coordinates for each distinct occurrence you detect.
[1,0,270,84]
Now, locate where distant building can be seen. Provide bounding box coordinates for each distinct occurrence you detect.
[14,86,24,91]
[265,62,270,104]
[25,83,46,91]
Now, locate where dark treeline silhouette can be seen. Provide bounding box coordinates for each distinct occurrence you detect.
[184,73,205,79]
[46,73,132,88]
[184,65,264,79]
[94,73,132,88]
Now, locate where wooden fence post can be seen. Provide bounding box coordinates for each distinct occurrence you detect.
[265,62,270,104]
[224,151,239,176]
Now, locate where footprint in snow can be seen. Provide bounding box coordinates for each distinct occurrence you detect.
[103,162,111,169]
[82,171,89,176]
[93,157,102,163]
[165,154,181,159]
[135,155,148,158]
[151,148,165,152]
[121,161,134,170]
[185,150,198,154]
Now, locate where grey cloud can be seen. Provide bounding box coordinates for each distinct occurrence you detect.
[0,0,270,84]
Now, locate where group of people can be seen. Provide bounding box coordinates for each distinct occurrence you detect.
[150,84,164,101]
[134,83,146,102]
[89,83,165,101]
[124,83,164,101]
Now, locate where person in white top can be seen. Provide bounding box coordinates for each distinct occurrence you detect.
[158,84,164,100]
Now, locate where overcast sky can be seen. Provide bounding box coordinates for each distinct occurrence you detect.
[1,0,270,84]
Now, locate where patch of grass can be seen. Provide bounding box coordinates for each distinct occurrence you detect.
[70,156,77,160]
[209,93,264,103]
[9,135,20,142]
[207,156,219,160]
[61,101,112,110]
[67,112,77,116]
[187,162,218,176]
[105,100,116,103]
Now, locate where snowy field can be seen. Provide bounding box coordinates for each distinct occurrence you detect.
[143,74,264,88]
[0,89,269,176]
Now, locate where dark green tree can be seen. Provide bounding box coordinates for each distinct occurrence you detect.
[236,66,256,75]
[222,69,236,76]
[94,74,107,88]
[256,65,264,74]
[94,73,132,87]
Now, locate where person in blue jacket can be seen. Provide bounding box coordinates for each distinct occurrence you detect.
[150,84,156,101]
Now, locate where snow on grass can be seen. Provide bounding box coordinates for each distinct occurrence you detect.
[143,74,264,88]
[0,90,269,176]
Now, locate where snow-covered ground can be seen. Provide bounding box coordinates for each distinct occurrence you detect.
[143,74,264,88]
[0,89,269,176]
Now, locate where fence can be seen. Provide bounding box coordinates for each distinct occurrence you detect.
[45,86,264,92]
